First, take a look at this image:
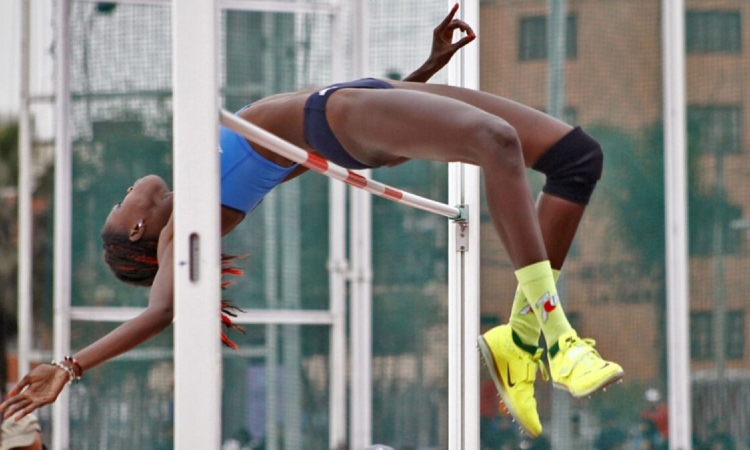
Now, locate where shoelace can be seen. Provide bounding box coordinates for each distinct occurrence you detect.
[530,350,550,381]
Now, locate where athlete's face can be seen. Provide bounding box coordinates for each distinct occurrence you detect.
[103,174,173,241]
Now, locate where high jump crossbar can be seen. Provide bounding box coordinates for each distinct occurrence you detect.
[219,110,467,221]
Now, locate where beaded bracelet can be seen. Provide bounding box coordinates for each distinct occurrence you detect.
[64,355,83,380]
[50,360,77,385]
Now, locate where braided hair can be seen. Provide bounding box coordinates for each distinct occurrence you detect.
[101,230,246,348]
[101,231,159,287]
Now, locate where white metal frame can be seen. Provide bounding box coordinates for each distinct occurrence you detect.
[328,4,348,447]
[347,2,372,447]
[17,0,33,384]
[662,0,691,448]
[446,2,481,449]
[54,1,349,448]
[52,0,73,448]
[172,1,222,449]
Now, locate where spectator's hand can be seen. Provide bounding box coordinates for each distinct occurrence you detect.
[0,364,69,420]
[427,3,476,70]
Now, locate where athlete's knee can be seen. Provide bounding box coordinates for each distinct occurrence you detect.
[532,127,603,205]
[472,120,524,172]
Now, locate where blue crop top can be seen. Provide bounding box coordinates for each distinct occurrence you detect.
[220,125,298,214]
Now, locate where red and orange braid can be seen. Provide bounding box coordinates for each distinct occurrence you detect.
[101,232,159,286]
[220,254,246,350]
[102,231,246,349]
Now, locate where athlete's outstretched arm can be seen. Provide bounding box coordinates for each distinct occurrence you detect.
[0,244,176,421]
[403,3,475,83]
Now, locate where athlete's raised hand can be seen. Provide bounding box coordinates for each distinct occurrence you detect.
[428,3,476,69]
[404,3,476,82]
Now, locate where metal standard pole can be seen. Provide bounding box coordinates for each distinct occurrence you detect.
[52,0,73,447]
[349,3,372,443]
[172,0,222,448]
[447,1,481,449]
[328,180,348,449]
[328,4,348,447]
[350,181,373,449]
[281,182,303,448]
[546,0,572,446]
[17,0,33,384]
[662,0,691,447]
[263,192,280,450]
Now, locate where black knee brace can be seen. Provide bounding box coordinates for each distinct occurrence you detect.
[532,126,603,205]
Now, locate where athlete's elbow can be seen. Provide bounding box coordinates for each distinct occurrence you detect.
[146,303,174,332]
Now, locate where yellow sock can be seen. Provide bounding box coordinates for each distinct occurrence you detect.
[509,269,560,347]
[514,261,571,347]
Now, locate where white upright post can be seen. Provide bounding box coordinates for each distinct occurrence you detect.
[329,181,348,449]
[281,183,303,448]
[447,1,481,449]
[350,183,373,449]
[547,0,572,446]
[662,0,691,448]
[172,1,222,449]
[263,193,280,450]
[328,5,348,448]
[17,0,34,383]
[52,0,72,448]
[349,0,373,447]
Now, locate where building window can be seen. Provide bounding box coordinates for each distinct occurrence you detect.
[518,15,577,61]
[688,105,742,155]
[686,10,741,54]
[687,105,744,256]
[691,310,745,360]
[726,313,746,359]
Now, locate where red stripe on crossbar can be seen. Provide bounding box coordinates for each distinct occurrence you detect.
[382,187,403,201]
[345,171,368,189]
[306,153,329,173]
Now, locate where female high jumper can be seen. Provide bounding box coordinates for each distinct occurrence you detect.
[1,5,621,438]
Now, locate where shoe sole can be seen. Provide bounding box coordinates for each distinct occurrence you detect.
[477,335,541,438]
[552,369,624,398]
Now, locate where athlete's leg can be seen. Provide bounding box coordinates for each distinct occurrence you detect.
[328,87,547,269]
[392,82,587,268]
[394,83,586,340]
[390,81,572,168]
[345,85,621,434]
[327,87,582,342]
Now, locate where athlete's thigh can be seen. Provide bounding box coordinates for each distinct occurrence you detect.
[326,88,505,167]
[392,81,572,167]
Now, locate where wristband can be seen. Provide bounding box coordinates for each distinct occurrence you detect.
[64,355,84,379]
[50,360,77,385]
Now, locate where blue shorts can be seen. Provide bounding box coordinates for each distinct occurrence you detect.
[220,125,297,214]
[304,78,393,169]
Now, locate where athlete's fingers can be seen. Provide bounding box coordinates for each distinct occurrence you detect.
[6,376,31,398]
[444,19,475,38]
[437,3,460,30]
[3,398,33,420]
[450,34,476,52]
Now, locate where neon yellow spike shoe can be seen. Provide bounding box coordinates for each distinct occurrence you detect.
[477,324,548,438]
[549,330,624,398]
